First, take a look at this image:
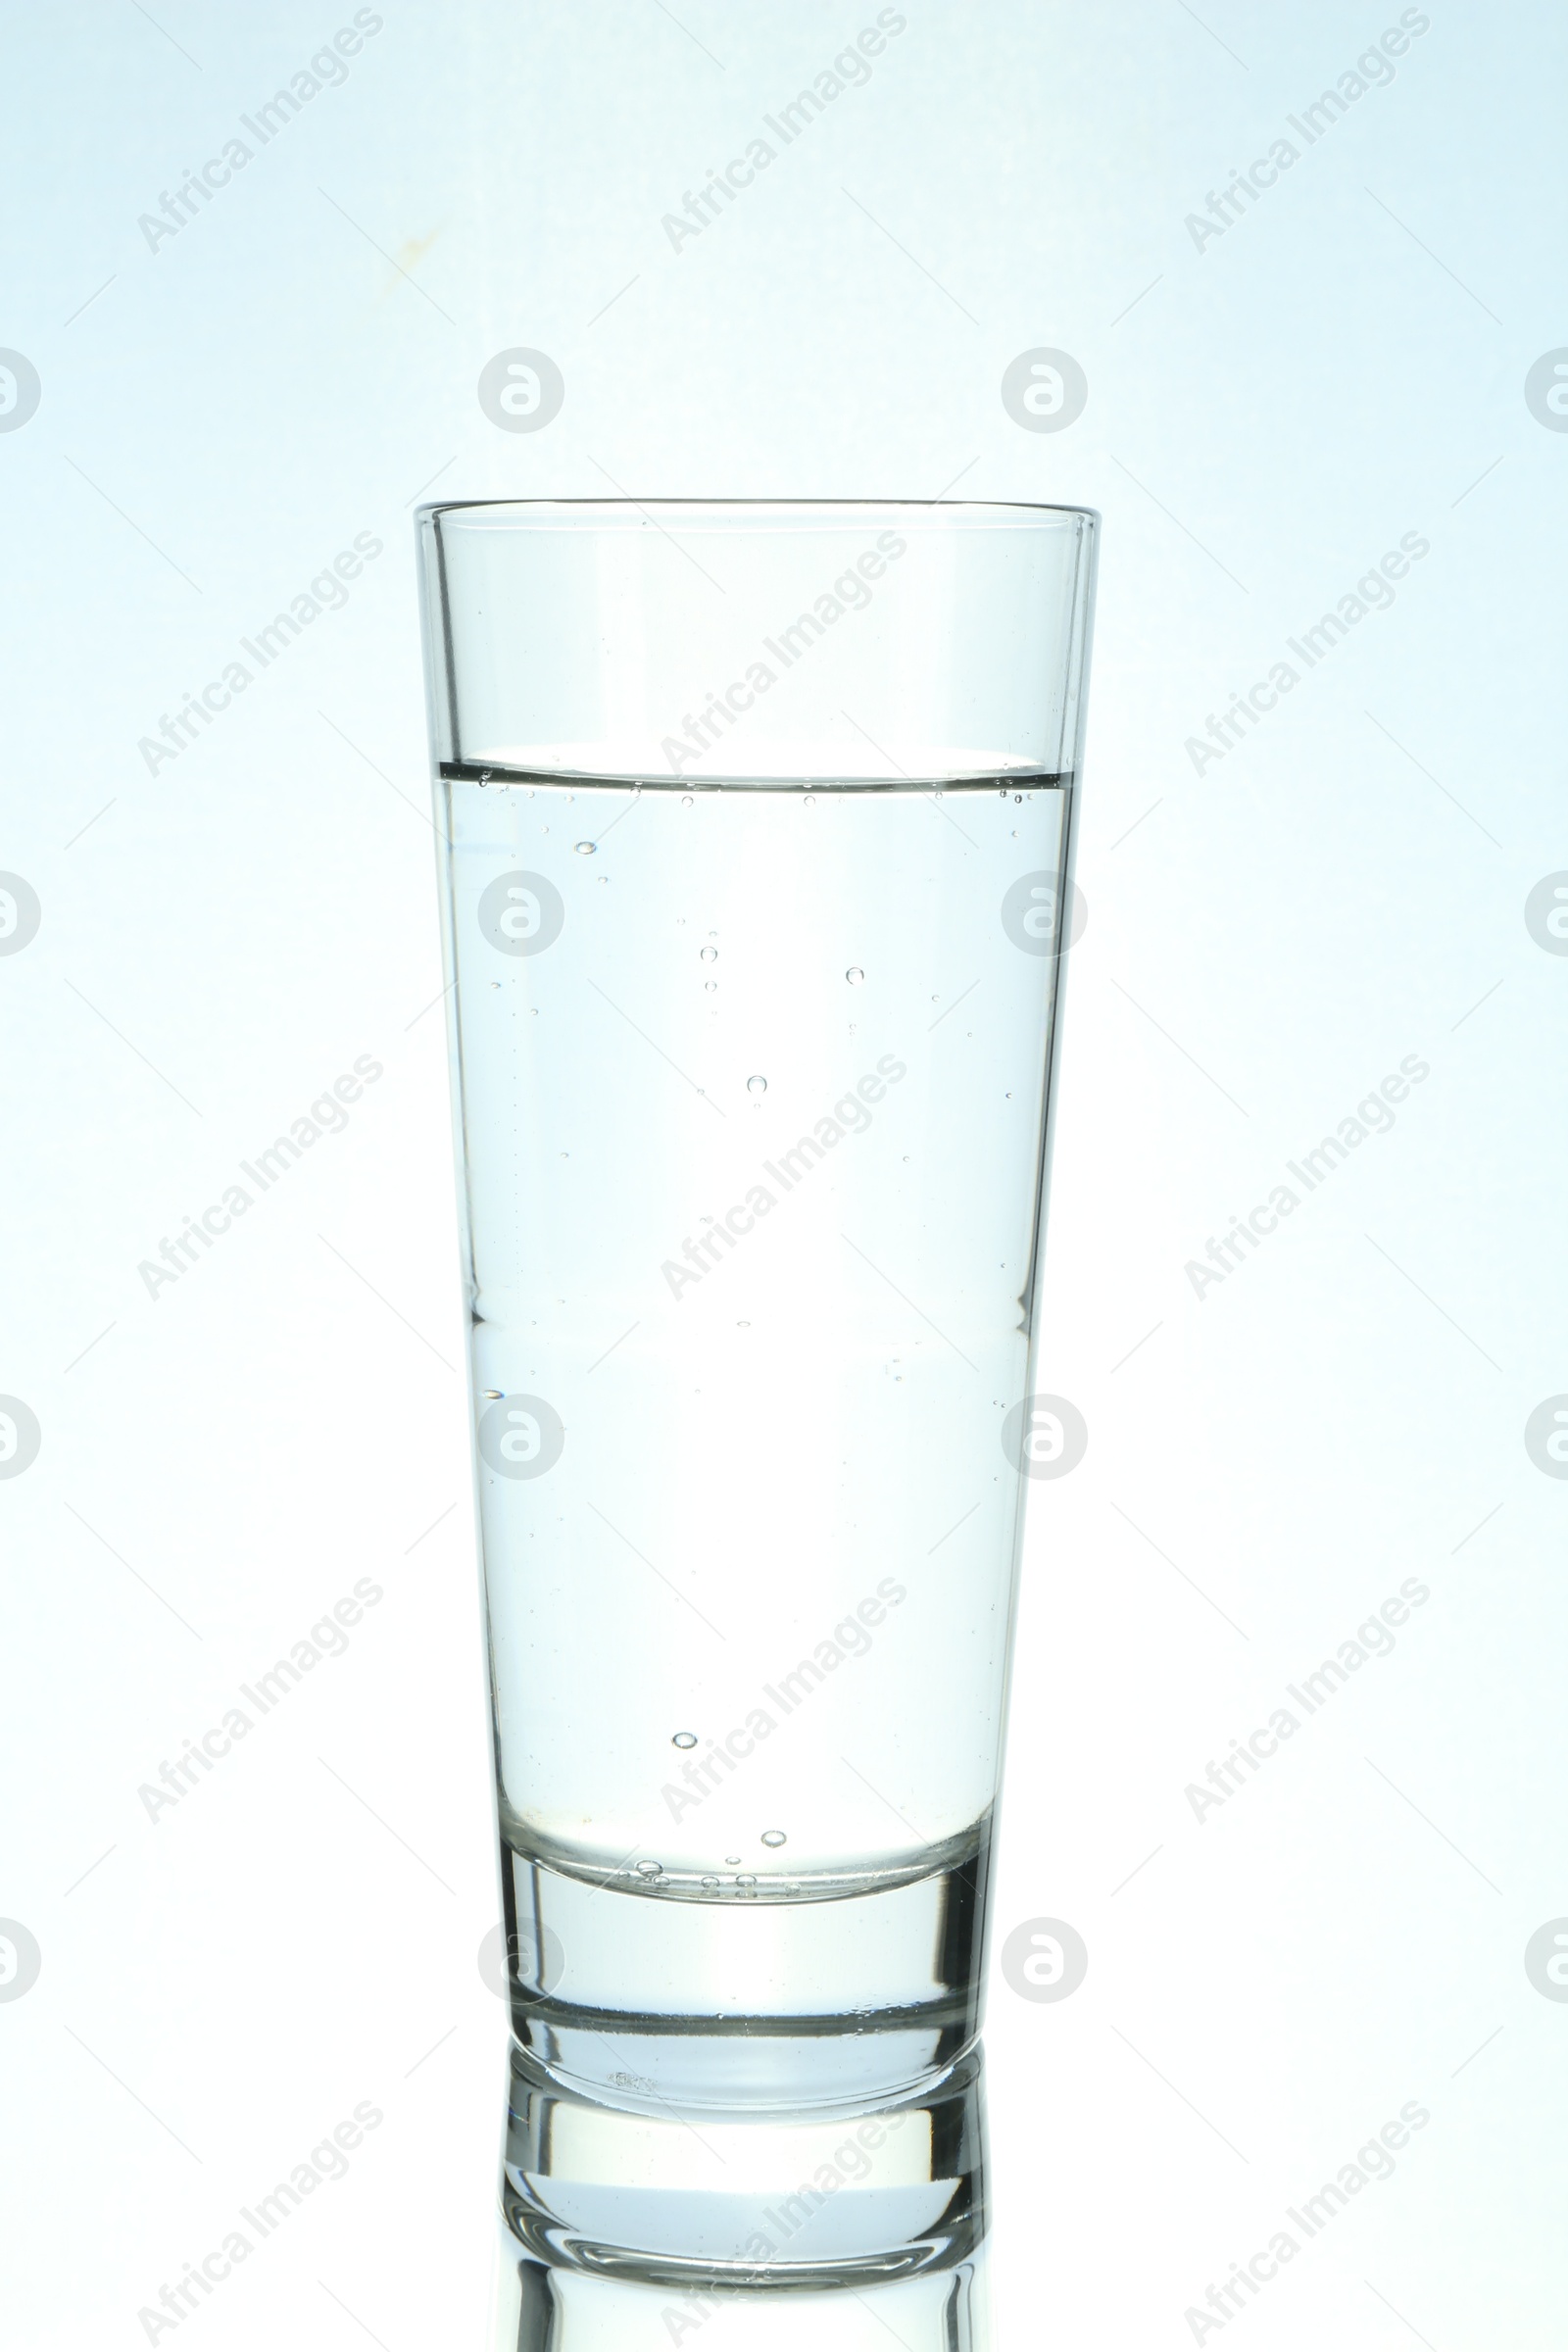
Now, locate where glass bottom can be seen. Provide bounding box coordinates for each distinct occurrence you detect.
[501,1829,989,2113]
[499,2040,986,2300]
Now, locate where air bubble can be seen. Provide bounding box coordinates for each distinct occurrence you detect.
[846,967,864,985]
[747,1075,767,1097]
[736,1874,757,1889]
[760,1830,787,1848]
[803,794,815,808]
[704,981,717,992]
[701,946,717,962]
[681,795,693,808]
[671,1732,698,1749]
[574,841,596,856]
[636,1860,662,1880]
[701,1875,718,1889]
[725,1855,741,1866]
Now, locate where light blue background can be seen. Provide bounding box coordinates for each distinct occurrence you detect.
[1,3,1564,2344]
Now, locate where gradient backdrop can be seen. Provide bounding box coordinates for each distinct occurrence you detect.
[2,3,1565,2344]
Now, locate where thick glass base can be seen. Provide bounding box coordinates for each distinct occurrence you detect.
[501,1832,989,2112]
[500,2040,986,2297]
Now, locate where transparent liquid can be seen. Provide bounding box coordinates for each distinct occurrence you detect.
[442,770,1067,1910]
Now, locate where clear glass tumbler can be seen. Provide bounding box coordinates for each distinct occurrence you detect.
[417,500,1097,2295]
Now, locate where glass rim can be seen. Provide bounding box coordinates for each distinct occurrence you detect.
[418,495,1099,533]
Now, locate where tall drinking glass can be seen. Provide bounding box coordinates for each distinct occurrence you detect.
[417,500,1097,2299]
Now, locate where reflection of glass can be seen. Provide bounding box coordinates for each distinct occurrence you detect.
[492,2051,990,2349]
[495,2235,994,2352]
[418,501,1097,2289]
